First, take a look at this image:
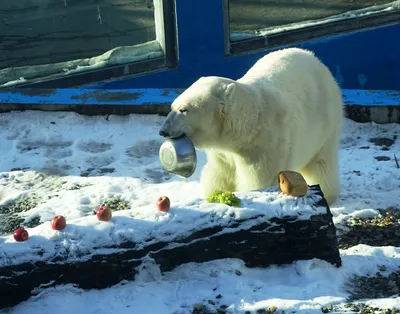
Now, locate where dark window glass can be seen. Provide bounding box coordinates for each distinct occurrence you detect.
[229,0,399,41]
[0,0,159,86]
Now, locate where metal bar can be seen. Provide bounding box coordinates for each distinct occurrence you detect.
[162,0,179,67]
[222,0,231,56]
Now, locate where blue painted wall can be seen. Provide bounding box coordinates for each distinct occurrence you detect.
[88,0,400,91]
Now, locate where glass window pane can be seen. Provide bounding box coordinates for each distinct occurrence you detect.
[229,0,399,41]
[0,0,159,86]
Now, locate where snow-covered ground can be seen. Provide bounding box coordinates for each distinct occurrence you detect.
[0,110,400,314]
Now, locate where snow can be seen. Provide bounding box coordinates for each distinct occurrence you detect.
[0,110,400,313]
[0,40,163,86]
[0,77,27,88]
[230,1,400,42]
[62,41,163,76]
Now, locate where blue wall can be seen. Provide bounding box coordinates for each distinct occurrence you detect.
[88,0,400,91]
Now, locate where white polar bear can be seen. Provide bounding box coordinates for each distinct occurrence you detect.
[159,48,343,205]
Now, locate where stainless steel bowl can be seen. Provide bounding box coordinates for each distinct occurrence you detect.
[159,135,197,178]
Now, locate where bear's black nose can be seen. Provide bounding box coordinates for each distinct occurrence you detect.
[159,130,169,138]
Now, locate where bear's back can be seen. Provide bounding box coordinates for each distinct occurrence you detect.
[238,48,335,91]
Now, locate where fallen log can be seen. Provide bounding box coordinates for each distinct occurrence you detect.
[0,185,341,309]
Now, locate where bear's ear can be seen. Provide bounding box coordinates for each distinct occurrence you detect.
[225,82,236,102]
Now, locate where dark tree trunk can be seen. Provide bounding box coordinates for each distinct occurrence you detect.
[0,185,341,310]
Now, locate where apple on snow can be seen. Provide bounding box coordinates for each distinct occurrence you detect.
[51,215,67,231]
[13,227,29,242]
[96,205,112,221]
[156,196,170,212]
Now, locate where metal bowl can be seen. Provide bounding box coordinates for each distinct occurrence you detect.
[159,135,197,178]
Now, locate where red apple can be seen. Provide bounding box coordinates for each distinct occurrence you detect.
[51,215,66,231]
[13,227,29,242]
[96,205,112,221]
[156,196,170,212]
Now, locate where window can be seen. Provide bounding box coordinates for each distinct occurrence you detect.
[226,0,400,54]
[0,0,177,88]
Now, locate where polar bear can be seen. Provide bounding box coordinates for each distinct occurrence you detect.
[159,48,343,205]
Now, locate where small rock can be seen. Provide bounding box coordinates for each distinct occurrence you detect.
[381,147,390,151]
[256,310,268,314]
[99,167,115,174]
[321,304,334,313]
[10,168,22,172]
[379,265,387,272]
[359,146,370,149]
[359,306,373,314]
[215,294,222,299]
[268,306,278,313]
[208,300,215,306]
[350,304,360,312]
[193,303,203,310]
[235,269,242,276]
[374,156,391,161]
[220,305,228,309]
[192,303,213,314]
[369,137,395,147]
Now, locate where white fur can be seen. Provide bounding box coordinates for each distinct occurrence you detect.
[159,48,343,205]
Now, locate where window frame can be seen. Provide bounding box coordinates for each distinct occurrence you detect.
[13,0,178,88]
[223,0,400,55]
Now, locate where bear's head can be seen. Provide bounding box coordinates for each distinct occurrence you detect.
[159,76,237,149]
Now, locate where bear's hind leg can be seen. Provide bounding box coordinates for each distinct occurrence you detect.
[300,133,341,206]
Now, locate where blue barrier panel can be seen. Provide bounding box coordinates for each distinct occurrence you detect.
[0,88,398,107]
[0,88,182,106]
[342,90,400,106]
[82,0,400,91]
[0,88,398,123]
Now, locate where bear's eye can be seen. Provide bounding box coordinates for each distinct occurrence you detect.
[179,108,188,114]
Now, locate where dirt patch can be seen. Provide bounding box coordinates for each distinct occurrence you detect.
[339,209,400,249]
[126,139,162,159]
[0,196,41,235]
[374,156,391,161]
[369,137,396,147]
[98,197,130,212]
